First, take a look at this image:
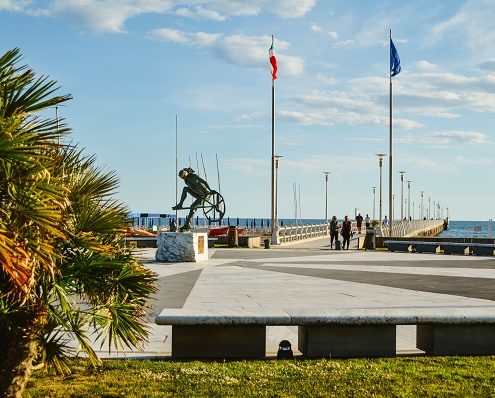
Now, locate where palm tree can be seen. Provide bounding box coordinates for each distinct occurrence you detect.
[0,49,156,397]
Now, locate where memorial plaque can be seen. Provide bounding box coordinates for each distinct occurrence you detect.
[198,235,204,254]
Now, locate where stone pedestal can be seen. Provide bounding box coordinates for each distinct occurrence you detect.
[155,232,208,262]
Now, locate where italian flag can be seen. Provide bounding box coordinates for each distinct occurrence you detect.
[269,36,278,80]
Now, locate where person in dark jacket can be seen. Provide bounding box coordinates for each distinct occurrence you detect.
[341,215,352,250]
[173,167,211,231]
[355,213,363,234]
[329,216,340,249]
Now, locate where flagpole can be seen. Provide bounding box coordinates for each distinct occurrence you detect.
[175,114,178,225]
[389,29,393,235]
[270,69,275,242]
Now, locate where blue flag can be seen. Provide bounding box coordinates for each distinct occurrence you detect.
[390,38,401,77]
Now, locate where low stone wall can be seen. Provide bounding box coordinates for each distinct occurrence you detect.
[376,236,495,249]
[217,234,262,248]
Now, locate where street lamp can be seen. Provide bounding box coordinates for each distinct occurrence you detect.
[406,180,412,220]
[420,191,424,220]
[428,196,431,219]
[376,154,386,224]
[323,171,330,223]
[399,171,406,220]
[372,186,376,220]
[412,201,415,220]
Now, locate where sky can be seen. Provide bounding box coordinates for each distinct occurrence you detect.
[1,0,494,221]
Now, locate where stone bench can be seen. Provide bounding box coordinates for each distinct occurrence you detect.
[155,309,291,358]
[155,306,495,359]
[384,241,412,252]
[470,243,495,256]
[413,242,441,254]
[440,242,470,255]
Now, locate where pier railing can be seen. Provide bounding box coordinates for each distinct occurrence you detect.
[278,223,330,243]
[277,219,445,244]
[376,219,445,238]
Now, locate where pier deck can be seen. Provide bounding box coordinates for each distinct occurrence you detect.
[88,237,495,358]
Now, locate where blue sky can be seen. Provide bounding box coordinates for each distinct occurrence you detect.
[1,0,494,221]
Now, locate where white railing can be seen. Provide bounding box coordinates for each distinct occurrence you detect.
[278,223,329,243]
[376,219,445,238]
[278,222,365,243]
[277,219,445,243]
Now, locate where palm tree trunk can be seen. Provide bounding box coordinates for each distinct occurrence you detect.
[0,320,40,398]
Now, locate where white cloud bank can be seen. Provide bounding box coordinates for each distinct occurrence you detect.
[7,0,316,33]
[148,30,304,77]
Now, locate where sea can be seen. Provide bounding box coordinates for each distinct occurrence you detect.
[437,220,495,239]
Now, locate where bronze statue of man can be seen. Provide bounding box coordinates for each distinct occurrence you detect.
[172,167,211,231]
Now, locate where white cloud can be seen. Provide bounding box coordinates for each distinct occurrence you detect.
[149,28,190,44]
[149,31,304,76]
[0,0,32,12]
[400,130,489,146]
[292,89,422,129]
[41,0,173,33]
[309,22,338,39]
[331,40,355,49]
[309,22,321,32]
[415,60,437,70]
[430,0,495,57]
[12,0,315,33]
[264,0,316,18]
[176,5,226,21]
[315,74,337,85]
[278,110,332,126]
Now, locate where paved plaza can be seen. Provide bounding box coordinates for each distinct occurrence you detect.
[98,237,495,358]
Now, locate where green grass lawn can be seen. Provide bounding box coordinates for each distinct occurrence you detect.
[26,356,495,397]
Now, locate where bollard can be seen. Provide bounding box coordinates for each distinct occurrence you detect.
[264,239,270,249]
[227,225,238,247]
[365,228,376,250]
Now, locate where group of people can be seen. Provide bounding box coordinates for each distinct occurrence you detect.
[329,213,372,250]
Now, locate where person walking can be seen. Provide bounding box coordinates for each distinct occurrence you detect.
[365,214,371,229]
[382,215,389,228]
[355,213,364,234]
[341,215,352,250]
[329,216,340,249]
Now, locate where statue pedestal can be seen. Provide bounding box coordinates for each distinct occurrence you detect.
[155,232,208,262]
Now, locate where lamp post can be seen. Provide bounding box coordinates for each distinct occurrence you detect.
[432,200,436,219]
[372,186,376,220]
[399,171,406,220]
[272,155,282,244]
[412,201,415,220]
[428,196,431,219]
[323,171,330,223]
[407,180,412,220]
[376,154,386,224]
[420,191,424,220]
